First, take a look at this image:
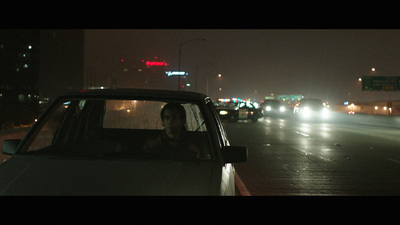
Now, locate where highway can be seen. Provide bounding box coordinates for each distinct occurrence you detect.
[225,113,400,196]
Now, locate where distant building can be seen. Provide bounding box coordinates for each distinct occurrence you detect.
[1,30,196,128]
[0,29,84,128]
[0,30,40,127]
[113,59,167,90]
[39,30,84,101]
[108,58,188,91]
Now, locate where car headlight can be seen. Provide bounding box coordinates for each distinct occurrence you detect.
[219,110,228,115]
[322,108,329,118]
[279,106,285,112]
[301,107,311,118]
[265,106,272,111]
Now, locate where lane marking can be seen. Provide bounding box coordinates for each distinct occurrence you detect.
[235,172,251,196]
[294,130,309,137]
[291,146,333,162]
[387,158,400,165]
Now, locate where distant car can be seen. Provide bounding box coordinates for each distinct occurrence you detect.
[293,98,330,121]
[260,99,287,117]
[0,89,247,195]
[215,101,262,122]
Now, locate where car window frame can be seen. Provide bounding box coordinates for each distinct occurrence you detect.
[17,95,219,162]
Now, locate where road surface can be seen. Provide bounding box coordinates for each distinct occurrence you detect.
[225,113,400,196]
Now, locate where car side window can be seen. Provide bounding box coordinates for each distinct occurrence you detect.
[26,101,73,151]
[102,100,207,132]
[206,101,228,147]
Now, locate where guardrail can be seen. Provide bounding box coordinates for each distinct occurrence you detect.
[330,112,400,128]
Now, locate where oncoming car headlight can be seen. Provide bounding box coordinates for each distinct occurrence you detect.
[219,110,228,115]
[301,107,311,118]
[279,106,285,112]
[265,106,272,111]
[322,108,330,118]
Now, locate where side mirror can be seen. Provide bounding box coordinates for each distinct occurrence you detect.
[2,139,21,155]
[221,146,248,163]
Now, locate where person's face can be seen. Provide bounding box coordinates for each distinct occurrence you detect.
[162,108,184,138]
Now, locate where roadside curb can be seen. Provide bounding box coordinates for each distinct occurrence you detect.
[235,172,251,196]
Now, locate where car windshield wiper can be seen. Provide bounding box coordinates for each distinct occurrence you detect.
[195,121,205,131]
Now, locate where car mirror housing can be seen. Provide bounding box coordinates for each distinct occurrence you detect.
[2,139,21,155]
[221,146,248,163]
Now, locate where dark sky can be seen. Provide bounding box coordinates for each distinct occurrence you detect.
[85,29,400,105]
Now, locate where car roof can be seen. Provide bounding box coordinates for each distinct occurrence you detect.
[300,98,322,102]
[58,88,210,102]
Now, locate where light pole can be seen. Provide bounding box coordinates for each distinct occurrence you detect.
[178,38,206,91]
[217,74,223,98]
[206,73,222,97]
[195,63,213,92]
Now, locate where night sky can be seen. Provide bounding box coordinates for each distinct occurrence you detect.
[85,29,400,105]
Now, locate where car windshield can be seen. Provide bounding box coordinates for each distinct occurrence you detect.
[263,100,280,107]
[19,98,214,162]
[299,99,323,109]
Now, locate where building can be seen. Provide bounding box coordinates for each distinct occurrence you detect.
[0,30,40,127]
[0,29,84,128]
[107,58,188,91]
[39,30,84,101]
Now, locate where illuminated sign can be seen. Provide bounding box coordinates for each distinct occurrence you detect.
[146,61,169,66]
[165,71,188,76]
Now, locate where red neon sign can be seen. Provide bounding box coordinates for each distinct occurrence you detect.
[145,61,169,66]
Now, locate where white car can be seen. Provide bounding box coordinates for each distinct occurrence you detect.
[293,98,330,121]
[0,89,247,195]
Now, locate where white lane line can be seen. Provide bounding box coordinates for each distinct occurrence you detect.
[294,130,309,137]
[387,158,400,165]
[235,172,251,196]
[291,146,333,162]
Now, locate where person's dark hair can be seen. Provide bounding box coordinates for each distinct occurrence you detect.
[160,103,186,123]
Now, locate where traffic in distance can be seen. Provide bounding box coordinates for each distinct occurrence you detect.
[214,98,263,122]
[214,94,400,196]
[214,95,331,122]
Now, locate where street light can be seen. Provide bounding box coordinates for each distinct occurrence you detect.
[178,38,206,91]
[206,73,222,96]
[195,63,214,92]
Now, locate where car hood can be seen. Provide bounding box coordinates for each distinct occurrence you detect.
[301,105,323,110]
[0,155,216,195]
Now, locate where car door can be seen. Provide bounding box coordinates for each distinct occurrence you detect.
[237,102,248,119]
[205,99,236,195]
[237,108,247,119]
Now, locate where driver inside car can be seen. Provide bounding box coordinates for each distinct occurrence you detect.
[141,103,202,160]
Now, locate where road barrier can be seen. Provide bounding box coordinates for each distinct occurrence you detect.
[331,112,400,128]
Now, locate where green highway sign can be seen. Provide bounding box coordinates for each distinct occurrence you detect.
[362,76,400,91]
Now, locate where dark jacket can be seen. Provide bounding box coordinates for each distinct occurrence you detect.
[142,128,205,160]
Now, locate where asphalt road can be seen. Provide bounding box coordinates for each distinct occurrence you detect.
[224,113,400,196]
